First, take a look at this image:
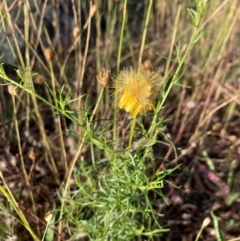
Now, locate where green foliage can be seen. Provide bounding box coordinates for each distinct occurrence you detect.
[63,154,170,240]
[1,0,238,240]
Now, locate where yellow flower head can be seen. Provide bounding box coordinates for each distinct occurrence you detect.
[115,68,163,117]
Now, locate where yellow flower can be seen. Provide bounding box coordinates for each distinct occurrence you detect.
[115,68,163,117]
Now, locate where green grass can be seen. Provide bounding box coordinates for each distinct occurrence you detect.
[0,0,240,240]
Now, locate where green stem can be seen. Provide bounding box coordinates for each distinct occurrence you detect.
[128,117,137,150]
[113,0,128,144]
[144,5,205,159]
[57,87,105,240]
[138,0,153,68]
[164,3,182,77]
[0,172,40,241]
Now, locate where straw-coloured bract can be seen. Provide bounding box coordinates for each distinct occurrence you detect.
[115,68,163,117]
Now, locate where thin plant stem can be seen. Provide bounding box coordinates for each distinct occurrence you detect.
[143,5,205,159]
[128,116,137,150]
[154,30,202,133]
[29,90,59,180]
[194,217,210,241]
[11,91,39,232]
[57,86,105,241]
[49,61,68,173]
[113,0,128,143]
[75,2,96,133]
[95,0,102,91]
[11,93,29,186]
[23,0,31,137]
[164,3,182,77]
[0,172,40,241]
[2,0,25,68]
[116,0,127,72]
[138,0,153,68]
[0,65,79,128]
